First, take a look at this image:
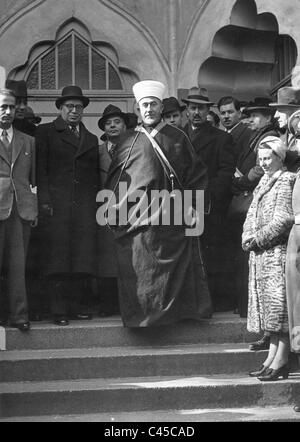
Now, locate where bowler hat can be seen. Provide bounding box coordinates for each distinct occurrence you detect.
[182,87,214,106]
[98,104,129,130]
[162,97,186,115]
[5,79,28,98]
[55,86,90,109]
[244,97,275,115]
[269,87,300,109]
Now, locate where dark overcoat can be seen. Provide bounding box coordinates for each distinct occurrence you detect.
[286,172,300,353]
[184,121,236,215]
[97,142,118,278]
[105,124,212,327]
[36,116,99,276]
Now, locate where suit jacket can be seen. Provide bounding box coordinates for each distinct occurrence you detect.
[184,121,236,214]
[0,128,37,221]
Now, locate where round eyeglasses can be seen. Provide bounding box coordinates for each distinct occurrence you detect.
[64,104,84,112]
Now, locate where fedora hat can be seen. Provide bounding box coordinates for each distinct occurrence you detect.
[5,79,28,98]
[269,87,300,109]
[244,97,275,115]
[98,104,129,130]
[55,85,89,109]
[162,97,186,115]
[182,87,214,106]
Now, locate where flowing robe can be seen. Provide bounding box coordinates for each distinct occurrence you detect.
[104,124,212,327]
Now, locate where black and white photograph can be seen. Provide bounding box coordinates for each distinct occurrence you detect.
[0,0,300,425]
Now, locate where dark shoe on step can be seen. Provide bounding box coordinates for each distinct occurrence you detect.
[293,405,300,412]
[11,322,31,332]
[70,313,92,320]
[0,320,7,327]
[53,317,69,326]
[257,364,289,382]
[249,335,270,351]
[249,365,268,377]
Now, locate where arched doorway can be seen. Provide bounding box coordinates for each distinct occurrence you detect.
[198,0,297,101]
[8,19,139,136]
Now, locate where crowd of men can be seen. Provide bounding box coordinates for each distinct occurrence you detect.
[1,75,300,331]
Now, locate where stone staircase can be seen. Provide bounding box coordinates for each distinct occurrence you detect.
[0,313,300,422]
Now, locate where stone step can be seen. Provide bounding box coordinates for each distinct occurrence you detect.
[2,406,300,422]
[3,313,258,350]
[1,373,300,418]
[0,343,268,382]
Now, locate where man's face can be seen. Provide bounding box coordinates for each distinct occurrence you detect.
[15,97,28,120]
[248,111,271,131]
[186,103,209,128]
[138,97,163,126]
[219,103,241,129]
[163,110,182,128]
[60,99,84,125]
[0,94,16,129]
[104,116,126,140]
[275,108,295,129]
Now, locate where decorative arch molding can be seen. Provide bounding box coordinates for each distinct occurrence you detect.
[0,0,170,89]
[178,0,300,91]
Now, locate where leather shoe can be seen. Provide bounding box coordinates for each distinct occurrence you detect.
[71,313,92,320]
[249,335,270,351]
[293,405,300,412]
[11,322,30,332]
[257,363,289,382]
[53,317,69,326]
[0,320,7,327]
[249,364,268,377]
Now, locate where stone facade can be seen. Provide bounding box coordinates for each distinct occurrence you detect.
[0,0,299,102]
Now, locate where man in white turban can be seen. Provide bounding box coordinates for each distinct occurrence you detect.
[103,80,212,327]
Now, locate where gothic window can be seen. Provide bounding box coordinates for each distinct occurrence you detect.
[26,31,123,91]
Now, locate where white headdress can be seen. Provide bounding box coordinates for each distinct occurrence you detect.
[133,80,166,103]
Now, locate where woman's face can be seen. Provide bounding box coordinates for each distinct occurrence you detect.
[258,148,282,177]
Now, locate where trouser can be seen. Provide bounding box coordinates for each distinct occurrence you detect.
[98,277,119,314]
[0,205,31,323]
[47,274,92,317]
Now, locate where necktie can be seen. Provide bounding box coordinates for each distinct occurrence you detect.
[109,144,116,159]
[70,125,80,139]
[1,130,10,149]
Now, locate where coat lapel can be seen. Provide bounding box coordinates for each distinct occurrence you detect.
[11,130,24,164]
[54,116,80,150]
[75,124,97,158]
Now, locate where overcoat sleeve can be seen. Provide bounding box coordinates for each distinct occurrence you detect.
[35,125,52,207]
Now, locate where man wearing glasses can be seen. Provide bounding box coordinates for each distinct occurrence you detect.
[36,86,99,326]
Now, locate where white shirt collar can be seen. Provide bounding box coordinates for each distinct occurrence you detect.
[0,126,13,142]
[226,121,241,133]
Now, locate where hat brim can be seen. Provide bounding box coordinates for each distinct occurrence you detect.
[163,105,186,115]
[182,98,214,106]
[55,96,90,109]
[269,102,300,108]
[244,106,274,115]
[98,112,129,131]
